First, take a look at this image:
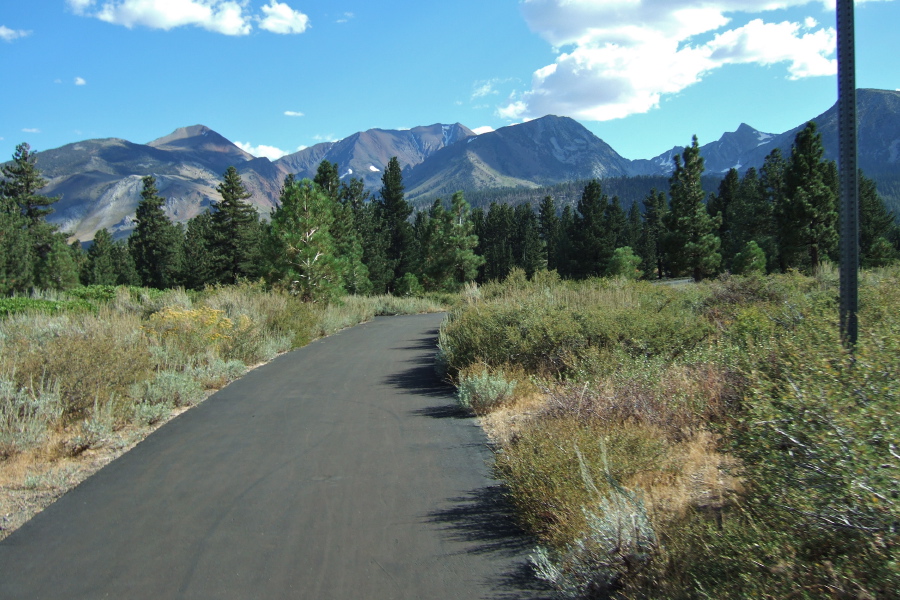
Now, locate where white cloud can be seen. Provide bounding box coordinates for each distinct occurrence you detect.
[75,77,87,85]
[0,25,31,42]
[259,1,309,34]
[472,81,498,99]
[70,0,253,35]
[336,12,354,23]
[284,110,304,117]
[235,141,289,160]
[706,18,836,79]
[472,126,495,135]
[503,0,857,122]
[68,0,96,13]
[22,128,41,134]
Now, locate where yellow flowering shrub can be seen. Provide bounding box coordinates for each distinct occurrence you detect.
[144,306,236,361]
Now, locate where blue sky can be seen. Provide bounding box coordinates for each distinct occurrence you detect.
[1,0,898,164]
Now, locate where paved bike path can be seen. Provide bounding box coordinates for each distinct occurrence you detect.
[0,313,549,599]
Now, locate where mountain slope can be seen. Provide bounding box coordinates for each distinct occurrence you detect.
[405,115,632,200]
[275,123,476,190]
[637,89,900,176]
[5,89,897,242]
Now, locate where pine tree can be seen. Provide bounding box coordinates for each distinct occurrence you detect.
[211,166,260,284]
[639,189,667,279]
[481,202,515,282]
[0,142,61,291]
[180,212,217,289]
[607,246,642,279]
[0,143,58,227]
[376,157,414,290]
[858,172,899,267]
[129,176,183,289]
[111,240,140,286]
[35,233,79,290]
[418,193,483,291]
[776,122,838,272]
[314,160,341,201]
[573,179,615,278]
[625,200,642,251]
[513,203,544,278]
[557,205,576,278]
[330,192,371,295]
[708,168,740,267]
[538,195,560,271]
[338,176,389,294]
[604,196,627,251]
[761,149,789,270]
[730,167,775,271]
[732,240,767,275]
[267,177,341,301]
[69,240,87,282]
[84,228,118,285]
[0,204,34,293]
[664,136,721,281]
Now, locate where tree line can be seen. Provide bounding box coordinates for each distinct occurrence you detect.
[2,121,897,298]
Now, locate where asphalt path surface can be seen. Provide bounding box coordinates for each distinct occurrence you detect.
[0,313,550,599]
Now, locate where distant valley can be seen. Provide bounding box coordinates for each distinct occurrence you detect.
[7,88,899,242]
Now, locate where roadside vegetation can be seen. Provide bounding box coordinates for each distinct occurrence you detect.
[439,266,899,598]
[3,116,899,593]
[0,283,445,538]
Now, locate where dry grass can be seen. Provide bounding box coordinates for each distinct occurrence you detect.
[0,284,453,540]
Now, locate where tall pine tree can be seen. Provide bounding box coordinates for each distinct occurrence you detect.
[266,177,341,301]
[639,189,667,279]
[776,122,838,272]
[180,212,217,289]
[376,157,414,291]
[572,179,615,278]
[664,136,721,281]
[211,166,261,284]
[83,228,118,285]
[538,195,560,272]
[0,142,62,291]
[129,176,183,289]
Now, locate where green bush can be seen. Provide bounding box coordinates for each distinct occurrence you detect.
[0,378,63,455]
[129,370,205,408]
[456,368,517,413]
[0,297,96,316]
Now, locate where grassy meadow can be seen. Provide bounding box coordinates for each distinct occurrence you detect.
[439,266,899,599]
[0,283,446,537]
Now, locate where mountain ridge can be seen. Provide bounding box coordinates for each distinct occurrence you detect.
[5,89,897,241]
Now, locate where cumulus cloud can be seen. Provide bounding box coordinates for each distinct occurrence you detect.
[472,126,495,135]
[235,141,289,160]
[0,25,31,42]
[259,1,309,34]
[501,0,864,122]
[75,77,87,85]
[284,110,304,117]
[67,0,311,36]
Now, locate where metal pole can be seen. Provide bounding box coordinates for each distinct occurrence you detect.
[837,0,858,348]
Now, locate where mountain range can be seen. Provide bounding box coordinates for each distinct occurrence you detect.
[9,88,899,242]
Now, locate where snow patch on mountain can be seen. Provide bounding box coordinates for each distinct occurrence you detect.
[756,131,774,146]
[442,124,452,147]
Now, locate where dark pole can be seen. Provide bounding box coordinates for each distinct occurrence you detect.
[837,0,858,348]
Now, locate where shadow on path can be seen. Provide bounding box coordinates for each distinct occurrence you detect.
[427,485,555,600]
